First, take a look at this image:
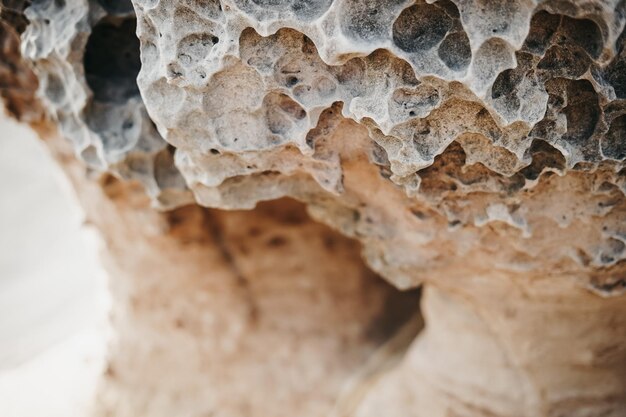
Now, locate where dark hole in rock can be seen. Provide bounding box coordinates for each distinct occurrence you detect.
[418,142,467,195]
[438,31,471,71]
[84,17,141,103]
[436,0,460,18]
[605,55,626,99]
[523,11,560,55]
[601,115,626,161]
[520,139,565,180]
[490,53,533,113]
[559,16,603,59]
[492,68,522,100]
[96,0,135,15]
[562,79,600,146]
[605,28,626,99]
[364,286,422,345]
[538,44,592,79]
[393,3,452,53]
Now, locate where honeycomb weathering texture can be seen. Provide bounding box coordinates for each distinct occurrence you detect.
[19,0,626,291]
[5,0,626,416]
[19,0,193,207]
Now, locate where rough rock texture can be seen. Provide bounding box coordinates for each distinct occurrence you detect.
[17,0,626,286]
[2,0,626,415]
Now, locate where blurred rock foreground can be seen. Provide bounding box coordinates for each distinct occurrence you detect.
[0,114,108,417]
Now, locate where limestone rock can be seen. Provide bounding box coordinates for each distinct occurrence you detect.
[16,0,626,290]
[20,0,193,207]
[3,0,626,416]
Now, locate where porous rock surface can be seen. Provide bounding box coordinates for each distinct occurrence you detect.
[5,0,626,415]
[19,0,626,290]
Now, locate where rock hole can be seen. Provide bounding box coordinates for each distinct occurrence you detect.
[601,115,626,161]
[96,0,135,15]
[559,16,603,59]
[562,80,600,146]
[84,17,141,103]
[393,3,452,53]
[538,44,592,78]
[605,27,626,99]
[523,11,560,55]
[438,31,471,70]
[520,139,565,180]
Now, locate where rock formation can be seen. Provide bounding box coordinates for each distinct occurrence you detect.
[1,0,626,415]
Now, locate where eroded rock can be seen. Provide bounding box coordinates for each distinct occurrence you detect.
[3,0,626,416]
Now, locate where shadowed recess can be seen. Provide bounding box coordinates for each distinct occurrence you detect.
[84,17,141,103]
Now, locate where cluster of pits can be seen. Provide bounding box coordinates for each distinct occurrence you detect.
[19,0,626,286]
[21,0,192,207]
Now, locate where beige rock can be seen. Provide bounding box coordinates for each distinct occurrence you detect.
[1,0,626,415]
